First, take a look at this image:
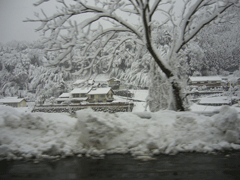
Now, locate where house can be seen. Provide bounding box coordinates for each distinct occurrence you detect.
[188,76,222,87]
[107,78,120,90]
[87,87,114,103]
[69,88,92,104]
[0,97,27,107]
[56,93,70,104]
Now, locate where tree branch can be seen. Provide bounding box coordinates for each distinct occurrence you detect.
[176,2,234,53]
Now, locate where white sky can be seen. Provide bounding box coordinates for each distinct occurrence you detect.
[0,0,57,43]
[0,0,184,44]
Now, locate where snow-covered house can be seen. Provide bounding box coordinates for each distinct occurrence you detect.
[87,87,114,103]
[0,97,27,107]
[70,88,92,104]
[56,93,70,104]
[107,78,120,90]
[94,74,109,88]
[188,76,222,87]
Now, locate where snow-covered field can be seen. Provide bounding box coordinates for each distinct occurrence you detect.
[0,104,240,161]
[113,90,149,112]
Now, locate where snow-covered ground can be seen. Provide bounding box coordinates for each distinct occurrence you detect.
[1,90,240,161]
[0,104,240,161]
[113,90,149,112]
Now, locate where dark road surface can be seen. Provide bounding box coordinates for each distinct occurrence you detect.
[1,152,240,180]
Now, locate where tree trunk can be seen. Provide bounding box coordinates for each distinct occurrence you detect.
[171,81,185,111]
[142,8,185,111]
[148,60,185,112]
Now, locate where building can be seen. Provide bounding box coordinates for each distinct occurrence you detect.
[93,74,109,88]
[188,76,222,87]
[69,88,92,104]
[0,97,27,107]
[56,93,70,104]
[108,78,120,90]
[87,87,114,103]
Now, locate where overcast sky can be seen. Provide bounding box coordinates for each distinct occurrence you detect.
[0,0,57,43]
[0,0,182,44]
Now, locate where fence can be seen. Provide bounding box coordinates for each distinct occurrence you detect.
[32,102,134,114]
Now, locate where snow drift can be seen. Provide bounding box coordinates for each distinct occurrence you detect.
[0,105,240,160]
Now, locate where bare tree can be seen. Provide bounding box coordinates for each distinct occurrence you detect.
[26,0,239,111]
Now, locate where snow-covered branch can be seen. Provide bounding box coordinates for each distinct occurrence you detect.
[149,0,162,20]
[83,27,132,54]
[175,0,236,53]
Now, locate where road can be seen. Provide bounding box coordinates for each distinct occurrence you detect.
[1,152,240,180]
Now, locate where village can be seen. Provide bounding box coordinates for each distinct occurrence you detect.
[0,75,136,113]
[1,74,240,114]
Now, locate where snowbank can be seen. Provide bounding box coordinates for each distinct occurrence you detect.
[0,105,240,160]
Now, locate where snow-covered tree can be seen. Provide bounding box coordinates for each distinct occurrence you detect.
[27,0,240,111]
[196,6,240,74]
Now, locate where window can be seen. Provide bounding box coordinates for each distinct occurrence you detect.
[73,94,79,98]
[91,95,94,99]
[7,103,17,107]
[100,95,105,98]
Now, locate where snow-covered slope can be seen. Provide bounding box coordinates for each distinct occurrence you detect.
[0,105,240,160]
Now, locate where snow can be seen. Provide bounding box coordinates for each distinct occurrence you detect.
[132,102,148,112]
[73,79,86,85]
[59,93,70,98]
[1,105,240,161]
[88,87,112,95]
[189,76,222,82]
[130,90,148,101]
[190,103,222,113]
[113,90,149,112]
[92,73,109,82]
[70,87,92,94]
[0,97,25,103]
[199,96,231,105]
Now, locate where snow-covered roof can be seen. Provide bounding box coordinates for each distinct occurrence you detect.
[107,78,120,82]
[56,98,70,102]
[88,88,112,95]
[224,75,240,83]
[88,79,94,84]
[0,97,25,103]
[189,76,222,82]
[70,88,92,94]
[59,93,70,98]
[199,96,231,105]
[73,79,86,85]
